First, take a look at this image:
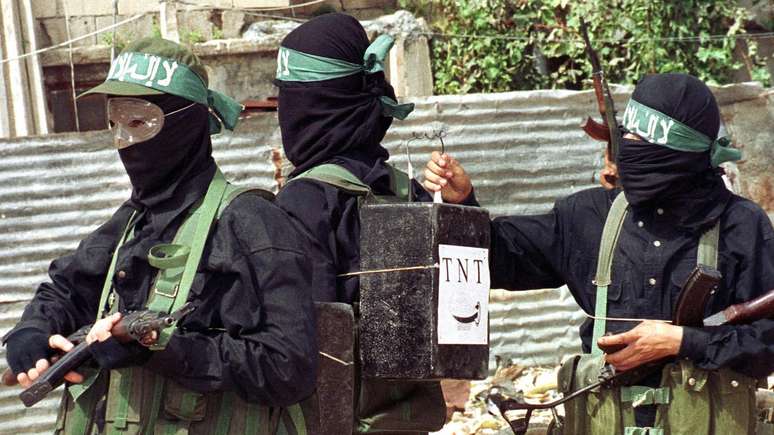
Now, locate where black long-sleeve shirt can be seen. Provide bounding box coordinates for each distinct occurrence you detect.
[490,187,774,379]
[6,183,318,406]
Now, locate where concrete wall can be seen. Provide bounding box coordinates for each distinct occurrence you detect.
[37,10,432,133]
[33,0,397,48]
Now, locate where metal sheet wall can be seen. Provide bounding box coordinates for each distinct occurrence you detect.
[1,84,771,432]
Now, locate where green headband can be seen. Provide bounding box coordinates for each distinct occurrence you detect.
[106,52,242,134]
[622,99,741,167]
[275,34,414,120]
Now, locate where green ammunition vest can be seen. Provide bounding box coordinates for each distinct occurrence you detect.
[54,168,313,435]
[291,163,447,434]
[556,193,758,435]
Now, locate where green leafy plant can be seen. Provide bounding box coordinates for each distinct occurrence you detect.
[400,0,771,94]
[180,29,206,45]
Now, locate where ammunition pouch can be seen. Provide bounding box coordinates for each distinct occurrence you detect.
[55,367,312,435]
[356,379,446,433]
[557,355,758,435]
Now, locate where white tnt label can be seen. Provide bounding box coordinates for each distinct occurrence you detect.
[437,244,490,345]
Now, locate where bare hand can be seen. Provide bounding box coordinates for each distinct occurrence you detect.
[86,312,157,346]
[422,151,473,204]
[598,320,683,372]
[599,149,618,190]
[16,335,84,388]
[86,312,122,344]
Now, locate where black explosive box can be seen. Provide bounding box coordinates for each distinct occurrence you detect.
[359,202,490,380]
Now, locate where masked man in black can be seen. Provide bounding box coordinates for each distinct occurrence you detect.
[3,38,317,434]
[424,73,774,434]
[272,12,475,434]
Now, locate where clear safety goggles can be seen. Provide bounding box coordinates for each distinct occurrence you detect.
[107,97,196,149]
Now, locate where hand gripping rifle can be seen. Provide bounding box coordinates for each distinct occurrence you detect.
[488,265,774,435]
[579,18,621,187]
[2,302,195,407]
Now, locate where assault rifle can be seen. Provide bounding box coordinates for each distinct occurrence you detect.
[2,302,195,407]
[579,18,621,187]
[488,266,774,435]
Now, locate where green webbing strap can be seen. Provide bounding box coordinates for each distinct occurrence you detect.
[96,210,139,319]
[62,368,102,435]
[147,168,229,350]
[624,428,665,435]
[112,368,133,430]
[621,385,671,407]
[214,392,236,435]
[217,186,275,218]
[144,374,165,435]
[697,222,719,268]
[245,402,268,435]
[147,244,190,269]
[293,163,412,204]
[591,193,630,356]
[287,403,308,435]
[293,163,372,197]
[386,164,410,201]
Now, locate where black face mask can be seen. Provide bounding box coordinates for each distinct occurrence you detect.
[617,137,730,231]
[117,94,214,207]
[276,13,396,177]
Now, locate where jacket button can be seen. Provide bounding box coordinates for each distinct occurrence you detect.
[688,377,696,386]
[117,270,127,279]
[648,278,657,286]
[731,380,739,388]
[653,240,662,247]
[656,208,664,215]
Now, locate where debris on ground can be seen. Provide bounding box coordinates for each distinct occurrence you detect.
[433,361,563,435]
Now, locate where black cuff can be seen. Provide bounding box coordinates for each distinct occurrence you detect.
[677,326,711,363]
[89,337,152,370]
[143,335,189,377]
[460,188,479,207]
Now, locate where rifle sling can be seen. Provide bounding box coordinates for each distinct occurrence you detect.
[591,194,719,352]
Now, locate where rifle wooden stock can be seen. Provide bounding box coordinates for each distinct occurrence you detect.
[720,288,774,325]
[2,368,16,386]
[581,117,610,142]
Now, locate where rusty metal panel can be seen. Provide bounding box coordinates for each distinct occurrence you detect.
[0,84,771,432]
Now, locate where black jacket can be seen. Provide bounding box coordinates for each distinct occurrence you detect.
[5,174,317,406]
[490,187,774,379]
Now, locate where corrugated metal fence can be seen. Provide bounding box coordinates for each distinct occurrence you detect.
[1,83,772,432]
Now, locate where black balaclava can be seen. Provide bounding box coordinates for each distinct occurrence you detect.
[117,94,215,208]
[276,13,397,181]
[617,73,730,231]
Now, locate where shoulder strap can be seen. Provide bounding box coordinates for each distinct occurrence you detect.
[96,210,140,319]
[591,193,630,356]
[217,185,275,218]
[145,168,229,350]
[293,163,372,197]
[385,163,410,202]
